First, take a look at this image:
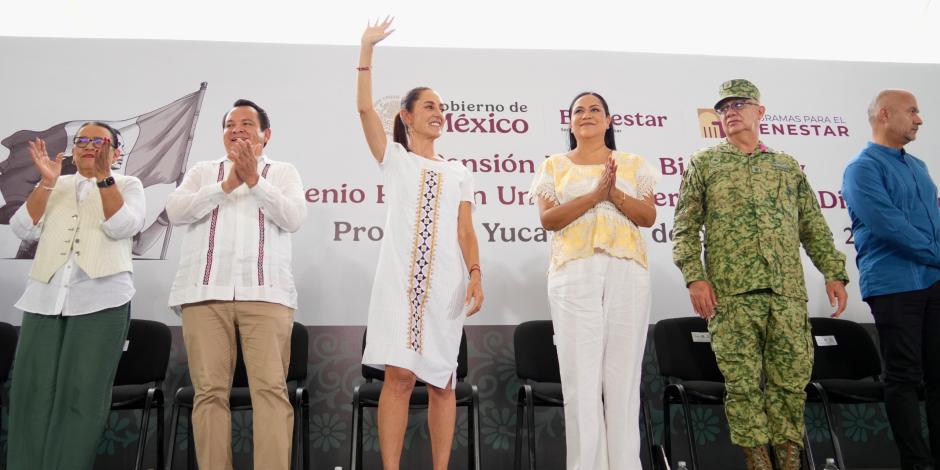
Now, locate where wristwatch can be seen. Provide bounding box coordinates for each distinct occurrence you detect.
[96,176,116,188]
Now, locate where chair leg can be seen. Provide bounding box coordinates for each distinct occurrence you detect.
[514,395,524,470]
[291,388,308,470]
[524,388,536,470]
[302,394,310,470]
[802,427,816,470]
[812,384,846,470]
[291,395,301,470]
[166,403,180,470]
[652,443,669,470]
[350,386,362,470]
[642,395,656,469]
[466,400,474,470]
[187,409,196,470]
[825,405,846,470]
[677,388,700,470]
[157,399,165,470]
[135,391,154,470]
[663,394,673,467]
[471,384,482,470]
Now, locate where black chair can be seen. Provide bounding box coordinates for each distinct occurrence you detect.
[512,320,657,470]
[654,317,726,470]
[111,319,172,470]
[512,320,563,470]
[807,317,890,470]
[655,317,819,470]
[1,322,18,470]
[167,322,310,470]
[349,328,481,470]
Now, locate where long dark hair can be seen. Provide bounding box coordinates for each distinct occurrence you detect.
[567,91,616,151]
[393,87,431,152]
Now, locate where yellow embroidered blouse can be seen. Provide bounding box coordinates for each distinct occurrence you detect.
[528,151,660,271]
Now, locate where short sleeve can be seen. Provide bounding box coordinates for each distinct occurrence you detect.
[459,166,475,206]
[527,157,559,204]
[379,141,408,170]
[635,158,661,199]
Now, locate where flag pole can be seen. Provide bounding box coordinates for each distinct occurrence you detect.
[159,82,208,259]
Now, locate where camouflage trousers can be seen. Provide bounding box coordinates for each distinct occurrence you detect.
[708,290,813,447]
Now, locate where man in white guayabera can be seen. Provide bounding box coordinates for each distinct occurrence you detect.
[167,99,307,470]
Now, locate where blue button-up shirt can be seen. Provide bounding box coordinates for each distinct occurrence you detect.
[842,142,940,299]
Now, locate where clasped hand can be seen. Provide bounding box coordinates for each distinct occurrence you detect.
[590,158,619,204]
[223,140,262,192]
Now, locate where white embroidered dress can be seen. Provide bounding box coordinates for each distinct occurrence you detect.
[361,142,475,388]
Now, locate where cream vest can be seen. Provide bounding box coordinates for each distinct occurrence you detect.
[29,174,135,283]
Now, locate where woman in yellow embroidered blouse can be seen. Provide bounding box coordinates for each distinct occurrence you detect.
[528,91,659,470]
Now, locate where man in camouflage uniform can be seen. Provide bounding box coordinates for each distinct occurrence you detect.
[672,79,849,470]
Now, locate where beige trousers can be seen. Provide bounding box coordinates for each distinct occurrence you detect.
[182,300,294,470]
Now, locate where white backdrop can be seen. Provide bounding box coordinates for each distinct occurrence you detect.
[0,37,938,325]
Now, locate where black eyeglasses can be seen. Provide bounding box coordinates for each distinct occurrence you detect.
[73,136,111,148]
[715,100,759,116]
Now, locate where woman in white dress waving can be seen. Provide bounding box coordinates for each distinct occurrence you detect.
[356,17,484,470]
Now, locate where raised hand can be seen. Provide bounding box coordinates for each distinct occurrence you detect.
[232,139,261,187]
[94,140,114,180]
[27,138,64,186]
[361,16,395,47]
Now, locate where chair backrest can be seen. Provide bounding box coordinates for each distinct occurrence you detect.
[513,320,561,383]
[232,322,308,388]
[809,317,882,381]
[114,319,172,386]
[0,322,18,384]
[653,317,724,382]
[361,328,469,383]
[287,322,309,382]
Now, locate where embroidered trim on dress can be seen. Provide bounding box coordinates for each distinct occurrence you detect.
[406,169,443,354]
[203,162,226,285]
[528,181,559,205]
[636,174,657,199]
[257,163,271,286]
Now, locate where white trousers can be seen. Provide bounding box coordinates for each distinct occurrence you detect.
[547,252,651,470]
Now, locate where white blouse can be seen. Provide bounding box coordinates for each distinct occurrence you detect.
[11,176,145,316]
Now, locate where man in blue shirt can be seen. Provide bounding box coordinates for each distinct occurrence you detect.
[843,89,940,470]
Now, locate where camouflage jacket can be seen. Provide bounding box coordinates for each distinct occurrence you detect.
[672,140,848,300]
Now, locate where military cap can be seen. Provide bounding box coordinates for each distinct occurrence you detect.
[715,79,761,109]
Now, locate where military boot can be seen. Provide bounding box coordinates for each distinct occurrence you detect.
[773,441,802,470]
[741,445,773,470]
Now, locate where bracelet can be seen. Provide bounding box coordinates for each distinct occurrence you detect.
[35,182,54,191]
[356,66,371,72]
[468,264,481,277]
